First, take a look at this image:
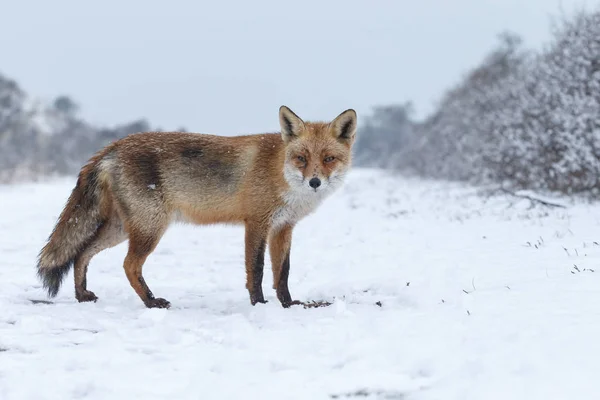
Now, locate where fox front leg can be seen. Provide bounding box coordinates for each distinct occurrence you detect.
[269,224,299,308]
[245,222,268,305]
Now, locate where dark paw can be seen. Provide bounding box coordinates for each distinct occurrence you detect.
[281,300,303,308]
[76,290,98,303]
[145,298,171,309]
[277,287,293,307]
[250,292,268,306]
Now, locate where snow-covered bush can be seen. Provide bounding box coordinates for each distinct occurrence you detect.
[409,32,528,182]
[355,7,600,196]
[491,10,600,194]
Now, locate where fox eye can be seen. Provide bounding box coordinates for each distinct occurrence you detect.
[297,155,306,163]
[324,156,335,163]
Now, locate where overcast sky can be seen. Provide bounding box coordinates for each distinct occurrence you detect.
[2,0,599,135]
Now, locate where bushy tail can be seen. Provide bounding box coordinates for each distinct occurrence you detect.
[36,156,107,297]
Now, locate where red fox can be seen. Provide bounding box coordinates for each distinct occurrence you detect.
[36,106,357,309]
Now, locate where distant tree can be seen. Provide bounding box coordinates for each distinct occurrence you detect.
[0,71,160,182]
[53,95,79,115]
[354,102,415,169]
[98,119,151,142]
[120,119,151,135]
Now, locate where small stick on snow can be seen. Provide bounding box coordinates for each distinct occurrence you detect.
[495,188,566,208]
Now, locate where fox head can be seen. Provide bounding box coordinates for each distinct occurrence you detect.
[279,105,357,194]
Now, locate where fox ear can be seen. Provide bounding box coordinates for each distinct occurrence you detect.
[330,109,357,141]
[279,105,305,142]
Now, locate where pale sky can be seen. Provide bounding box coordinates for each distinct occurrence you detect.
[1,0,599,135]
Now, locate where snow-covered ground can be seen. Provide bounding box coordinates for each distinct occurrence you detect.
[1,168,600,400]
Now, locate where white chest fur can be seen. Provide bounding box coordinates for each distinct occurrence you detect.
[272,189,330,229]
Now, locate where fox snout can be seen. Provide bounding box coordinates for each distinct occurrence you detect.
[308,177,321,189]
[307,175,329,192]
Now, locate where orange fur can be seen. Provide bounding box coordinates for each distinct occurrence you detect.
[36,106,357,308]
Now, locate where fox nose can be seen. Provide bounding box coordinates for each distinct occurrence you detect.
[309,177,321,189]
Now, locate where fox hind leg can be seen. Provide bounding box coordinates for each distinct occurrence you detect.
[123,226,170,309]
[74,215,128,302]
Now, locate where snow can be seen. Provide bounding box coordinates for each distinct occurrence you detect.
[1,168,600,399]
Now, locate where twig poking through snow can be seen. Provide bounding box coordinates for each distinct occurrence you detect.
[330,389,405,399]
[463,278,477,294]
[298,300,332,309]
[29,299,53,305]
[492,188,567,208]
